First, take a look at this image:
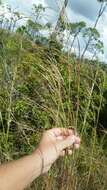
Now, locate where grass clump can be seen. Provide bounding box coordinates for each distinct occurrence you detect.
[0,29,107,190]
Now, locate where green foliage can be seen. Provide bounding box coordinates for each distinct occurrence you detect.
[0,2,107,190]
[83,27,100,40]
[68,21,86,34]
[0,31,107,190]
[16,4,50,45]
[82,27,104,57]
[32,3,45,20]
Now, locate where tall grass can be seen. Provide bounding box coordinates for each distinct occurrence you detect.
[0,31,107,190]
[27,50,107,190]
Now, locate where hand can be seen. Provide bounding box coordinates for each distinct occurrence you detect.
[0,128,80,190]
[34,128,80,174]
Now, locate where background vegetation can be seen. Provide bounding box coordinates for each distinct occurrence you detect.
[0,0,107,189]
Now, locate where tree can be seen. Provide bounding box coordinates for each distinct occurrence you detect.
[81,0,107,59]
[26,19,43,41]
[51,0,69,39]
[67,21,86,50]
[16,25,26,36]
[17,4,46,43]
[0,5,23,32]
[95,0,107,27]
[92,40,104,60]
[9,11,23,32]
[32,4,45,22]
[82,27,104,59]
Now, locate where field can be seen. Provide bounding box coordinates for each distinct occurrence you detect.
[0,1,107,189]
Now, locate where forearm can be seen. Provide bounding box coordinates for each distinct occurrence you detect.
[0,128,80,190]
[0,150,42,190]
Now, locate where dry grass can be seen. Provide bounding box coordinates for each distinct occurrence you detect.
[0,31,107,190]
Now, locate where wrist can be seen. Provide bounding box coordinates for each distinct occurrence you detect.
[32,148,51,174]
[35,148,44,174]
[32,148,45,175]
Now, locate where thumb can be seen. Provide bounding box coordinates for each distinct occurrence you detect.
[58,135,76,151]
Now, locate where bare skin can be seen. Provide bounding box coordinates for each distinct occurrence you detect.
[0,128,80,190]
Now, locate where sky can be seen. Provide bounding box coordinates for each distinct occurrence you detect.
[3,0,107,62]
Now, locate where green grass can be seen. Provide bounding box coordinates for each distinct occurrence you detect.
[0,31,107,190]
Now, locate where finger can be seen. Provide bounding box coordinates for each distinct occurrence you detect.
[61,128,75,136]
[75,136,81,144]
[47,128,62,137]
[57,135,68,140]
[74,144,80,149]
[68,127,77,135]
[48,128,74,137]
[59,135,76,151]
[66,139,80,150]
[74,137,81,149]
[57,136,64,140]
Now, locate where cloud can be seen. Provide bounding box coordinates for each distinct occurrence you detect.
[5,0,46,14]
[3,0,107,62]
[45,0,101,21]
[99,12,107,60]
[69,0,101,21]
[47,0,106,62]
